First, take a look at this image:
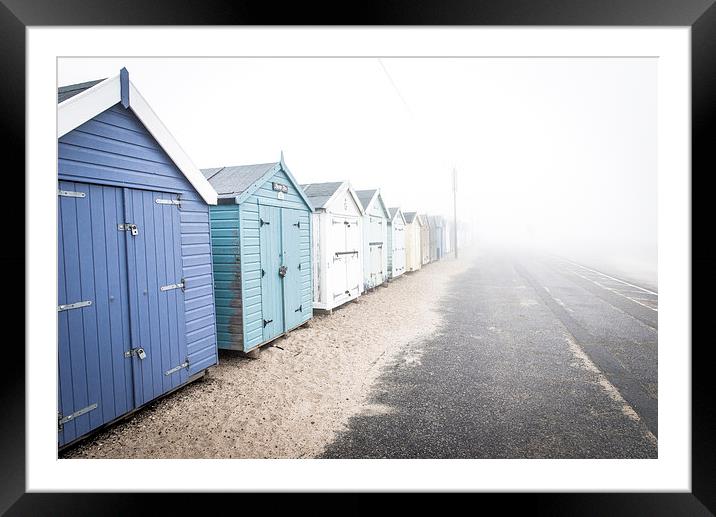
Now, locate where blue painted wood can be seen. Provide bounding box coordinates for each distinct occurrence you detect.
[259,204,284,342]
[58,102,218,446]
[207,163,313,352]
[125,188,187,406]
[120,68,129,108]
[59,103,217,379]
[57,181,135,446]
[281,208,304,330]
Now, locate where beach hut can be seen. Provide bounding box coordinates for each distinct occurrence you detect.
[202,156,314,354]
[444,219,453,256]
[420,213,431,265]
[403,212,424,272]
[429,215,445,262]
[301,181,364,312]
[356,189,390,290]
[387,207,407,279]
[57,69,219,448]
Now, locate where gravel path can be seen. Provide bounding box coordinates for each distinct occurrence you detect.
[62,255,470,458]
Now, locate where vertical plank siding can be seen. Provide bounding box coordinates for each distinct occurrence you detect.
[58,102,218,446]
[208,166,313,352]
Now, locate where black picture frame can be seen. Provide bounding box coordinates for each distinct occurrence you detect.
[4,0,712,513]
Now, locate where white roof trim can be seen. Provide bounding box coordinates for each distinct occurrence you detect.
[364,189,390,218]
[324,182,365,216]
[58,75,218,205]
[58,75,121,138]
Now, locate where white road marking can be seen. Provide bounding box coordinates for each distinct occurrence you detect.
[572,271,658,312]
[561,258,658,296]
[565,335,657,446]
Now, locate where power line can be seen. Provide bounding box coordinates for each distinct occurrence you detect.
[376,58,413,117]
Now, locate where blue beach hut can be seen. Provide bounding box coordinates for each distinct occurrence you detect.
[57,69,219,448]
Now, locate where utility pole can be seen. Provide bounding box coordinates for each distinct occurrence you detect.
[453,167,458,259]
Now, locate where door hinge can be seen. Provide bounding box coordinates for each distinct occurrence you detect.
[293,221,301,228]
[263,319,273,327]
[58,189,86,198]
[160,278,185,292]
[261,268,266,277]
[295,305,302,312]
[58,402,98,430]
[118,223,139,236]
[260,218,270,226]
[58,300,92,312]
[165,360,189,376]
[298,263,302,270]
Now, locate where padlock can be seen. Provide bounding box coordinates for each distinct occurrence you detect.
[129,224,139,236]
[137,347,146,360]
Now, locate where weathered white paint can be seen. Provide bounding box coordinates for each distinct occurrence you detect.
[360,190,390,290]
[388,208,406,279]
[310,183,365,311]
[405,214,425,272]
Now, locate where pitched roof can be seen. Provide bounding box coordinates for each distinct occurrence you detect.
[57,70,217,205]
[388,207,399,219]
[355,189,377,211]
[403,211,418,224]
[58,79,105,103]
[201,162,279,198]
[300,181,344,208]
[429,215,445,227]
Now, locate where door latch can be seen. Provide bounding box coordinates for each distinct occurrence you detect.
[118,223,139,236]
[124,347,147,359]
[278,265,288,277]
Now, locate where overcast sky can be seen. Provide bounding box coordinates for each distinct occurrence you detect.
[58,57,657,280]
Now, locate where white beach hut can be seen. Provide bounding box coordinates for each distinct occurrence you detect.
[387,207,407,279]
[356,189,390,290]
[302,181,365,311]
[403,211,425,272]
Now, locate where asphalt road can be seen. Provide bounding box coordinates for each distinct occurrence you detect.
[320,252,658,459]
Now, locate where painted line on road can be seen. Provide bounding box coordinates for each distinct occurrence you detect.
[565,335,657,446]
[561,258,658,296]
[571,271,658,313]
[515,263,658,437]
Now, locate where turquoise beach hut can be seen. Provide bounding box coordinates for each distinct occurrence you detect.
[202,155,314,354]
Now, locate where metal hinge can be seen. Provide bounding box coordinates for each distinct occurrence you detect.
[58,300,92,312]
[263,319,273,327]
[156,198,181,206]
[298,263,302,270]
[295,305,302,312]
[293,221,301,228]
[261,269,266,277]
[260,218,270,226]
[58,189,85,198]
[58,402,98,429]
[160,278,185,292]
[165,360,189,376]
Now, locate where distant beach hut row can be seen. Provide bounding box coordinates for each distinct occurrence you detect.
[55,69,460,449]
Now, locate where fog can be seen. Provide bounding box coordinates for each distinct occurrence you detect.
[58,57,657,284]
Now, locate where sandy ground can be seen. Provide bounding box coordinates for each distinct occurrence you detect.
[62,255,471,459]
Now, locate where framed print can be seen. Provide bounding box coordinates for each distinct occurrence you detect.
[4,0,713,513]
